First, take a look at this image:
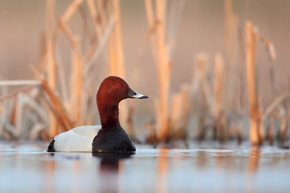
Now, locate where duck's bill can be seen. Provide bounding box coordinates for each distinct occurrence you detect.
[131,92,148,99]
[127,88,148,99]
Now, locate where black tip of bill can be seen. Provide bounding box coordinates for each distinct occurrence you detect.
[139,95,148,99]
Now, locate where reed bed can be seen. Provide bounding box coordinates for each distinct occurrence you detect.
[0,0,129,140]
[0,0,289,147]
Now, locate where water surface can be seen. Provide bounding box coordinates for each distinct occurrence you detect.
[0,141,289,193]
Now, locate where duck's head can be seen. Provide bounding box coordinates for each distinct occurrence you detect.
[97,76,148,107]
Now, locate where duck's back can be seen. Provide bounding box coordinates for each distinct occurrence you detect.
[48,125,101,152]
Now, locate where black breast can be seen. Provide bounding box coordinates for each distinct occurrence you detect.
[92,127,136,153]
[47,138,55,152]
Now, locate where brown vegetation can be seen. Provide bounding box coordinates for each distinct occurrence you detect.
[0,0,289,146]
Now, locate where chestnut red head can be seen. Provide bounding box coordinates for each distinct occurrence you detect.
[96,76,148,129]
[97,76,148,107]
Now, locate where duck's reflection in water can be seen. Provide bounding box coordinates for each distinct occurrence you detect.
[93,153,133,193]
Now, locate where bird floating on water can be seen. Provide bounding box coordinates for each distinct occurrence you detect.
[47,76,148,153]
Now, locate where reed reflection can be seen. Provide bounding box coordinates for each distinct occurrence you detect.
[93,153,133,193]
[248,146,261,174]
[195,151,207,169]
[246,146,261,193]
[45,159,55,193]
[157,148,168,193]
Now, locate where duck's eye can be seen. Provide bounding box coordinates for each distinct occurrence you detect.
[117,83,122,87]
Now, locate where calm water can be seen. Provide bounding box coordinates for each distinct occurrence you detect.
[0,141,289,193]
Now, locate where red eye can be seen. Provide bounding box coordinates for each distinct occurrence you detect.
[117,83,122,87]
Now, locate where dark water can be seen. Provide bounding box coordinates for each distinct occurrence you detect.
[0,142,290,193]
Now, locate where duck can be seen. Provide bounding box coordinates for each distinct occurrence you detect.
[47,76,148,153]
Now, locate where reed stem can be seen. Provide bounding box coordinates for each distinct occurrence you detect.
[46,0,58,137]
[245,21,264,145]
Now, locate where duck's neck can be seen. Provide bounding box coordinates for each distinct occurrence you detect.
[98,103,120,129]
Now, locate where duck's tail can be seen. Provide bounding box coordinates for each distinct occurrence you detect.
[47,138,55,152]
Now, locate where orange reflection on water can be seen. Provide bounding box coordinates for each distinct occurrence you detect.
[246,146,261,193]
[195,151,207,169]
[248,146,261,174]
[45,159,55,193]
[157,148,168,193]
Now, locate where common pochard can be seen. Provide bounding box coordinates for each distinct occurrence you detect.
[47,76,148,153]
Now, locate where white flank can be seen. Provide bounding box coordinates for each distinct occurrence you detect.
[53,125,101,152]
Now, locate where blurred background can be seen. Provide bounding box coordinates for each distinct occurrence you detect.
[0,0,289,145]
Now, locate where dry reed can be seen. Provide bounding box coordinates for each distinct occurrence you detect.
[224,0,238,110]
[213,54,227,142]
[42,0,126,137]
[245,21,264,145]
[144,0,185,142]
[170,84,190,139]
[46,0,58,137]
[1,1,288,146]
[192,53,211,141]
[144,0,170,141]
[0,82,49,140]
